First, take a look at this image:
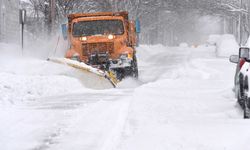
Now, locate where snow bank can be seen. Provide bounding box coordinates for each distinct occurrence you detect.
[0,57,87,105]
[207,34,221,45]
[215,34,239,57]
[0,72,83,105]
[206,34,239,57]
[0,43,89,105]
[179,42,189,48]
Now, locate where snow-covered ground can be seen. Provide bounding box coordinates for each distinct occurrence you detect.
[0,43,249,150]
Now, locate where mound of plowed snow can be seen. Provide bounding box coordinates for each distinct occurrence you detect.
[216,34,239,57]
[0,43,89,104]
[0,58,87,105]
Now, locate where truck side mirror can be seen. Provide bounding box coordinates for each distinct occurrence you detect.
[61,24,68,40]
[239,47,250,59]
[135,18,140,33]
[229,55,239,64]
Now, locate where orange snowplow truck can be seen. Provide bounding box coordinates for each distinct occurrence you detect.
[62,11,140,80]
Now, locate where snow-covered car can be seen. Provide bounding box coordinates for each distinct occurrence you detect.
[230,47,250,118]
[207,34,221,46]
[217,34,239,57]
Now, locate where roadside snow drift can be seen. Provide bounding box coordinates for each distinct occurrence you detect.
[215,34,239,57]
[207,34,221,45]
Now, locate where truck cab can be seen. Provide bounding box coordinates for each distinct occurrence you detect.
[64,11,139,80]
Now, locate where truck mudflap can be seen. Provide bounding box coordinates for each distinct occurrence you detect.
[48,58,119,88]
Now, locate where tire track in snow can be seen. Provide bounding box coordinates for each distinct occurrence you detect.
[27,90,133,150]
[100,97,132,150]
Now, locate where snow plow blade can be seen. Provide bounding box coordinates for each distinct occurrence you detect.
[48,58,118,89]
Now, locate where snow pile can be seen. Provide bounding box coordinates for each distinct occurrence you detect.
[215,34,239,57]
[0,58,87,105]
[0,43,89,105]
[207,34,221,45]
[179,42,189,48]
[0,72,83,105]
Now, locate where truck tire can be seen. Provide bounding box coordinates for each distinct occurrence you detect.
[122,56,139,80]
[238,92,244,108]
[239,74,244,96]
[114,56,139,81]
[131,56,139,79]
[238,82,245,107]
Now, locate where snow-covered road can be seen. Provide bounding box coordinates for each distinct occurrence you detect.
[1,44,250,150]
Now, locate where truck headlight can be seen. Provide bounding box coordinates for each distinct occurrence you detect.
[127,53,133,59]
[108,34,114,40]
[80,37,87,41]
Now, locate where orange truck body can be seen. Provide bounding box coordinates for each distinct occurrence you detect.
[65,11,138,64]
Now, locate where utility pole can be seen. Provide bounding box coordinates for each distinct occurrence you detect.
[19,9,26,55]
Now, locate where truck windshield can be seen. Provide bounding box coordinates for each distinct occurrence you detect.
[73,20,124,37]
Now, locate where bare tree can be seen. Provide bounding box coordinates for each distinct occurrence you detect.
[22,0,250,45]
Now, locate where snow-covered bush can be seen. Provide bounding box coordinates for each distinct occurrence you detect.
[216,34,239,57]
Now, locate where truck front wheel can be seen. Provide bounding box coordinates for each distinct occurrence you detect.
[131,56,139,79]
[114,56,139,81]
[121,59,138,80]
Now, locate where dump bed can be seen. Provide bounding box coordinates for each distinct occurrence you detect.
[68,11,128,22]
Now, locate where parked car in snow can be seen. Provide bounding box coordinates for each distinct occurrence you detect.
[230,47,250,118]
[217,34,239,57]
[207,34,221,46]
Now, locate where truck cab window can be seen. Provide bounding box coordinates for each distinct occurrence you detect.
[73,20,124,37]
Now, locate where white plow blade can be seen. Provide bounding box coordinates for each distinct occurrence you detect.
[48,58,118,89]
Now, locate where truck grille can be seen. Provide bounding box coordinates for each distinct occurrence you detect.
[82,42,114,56]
